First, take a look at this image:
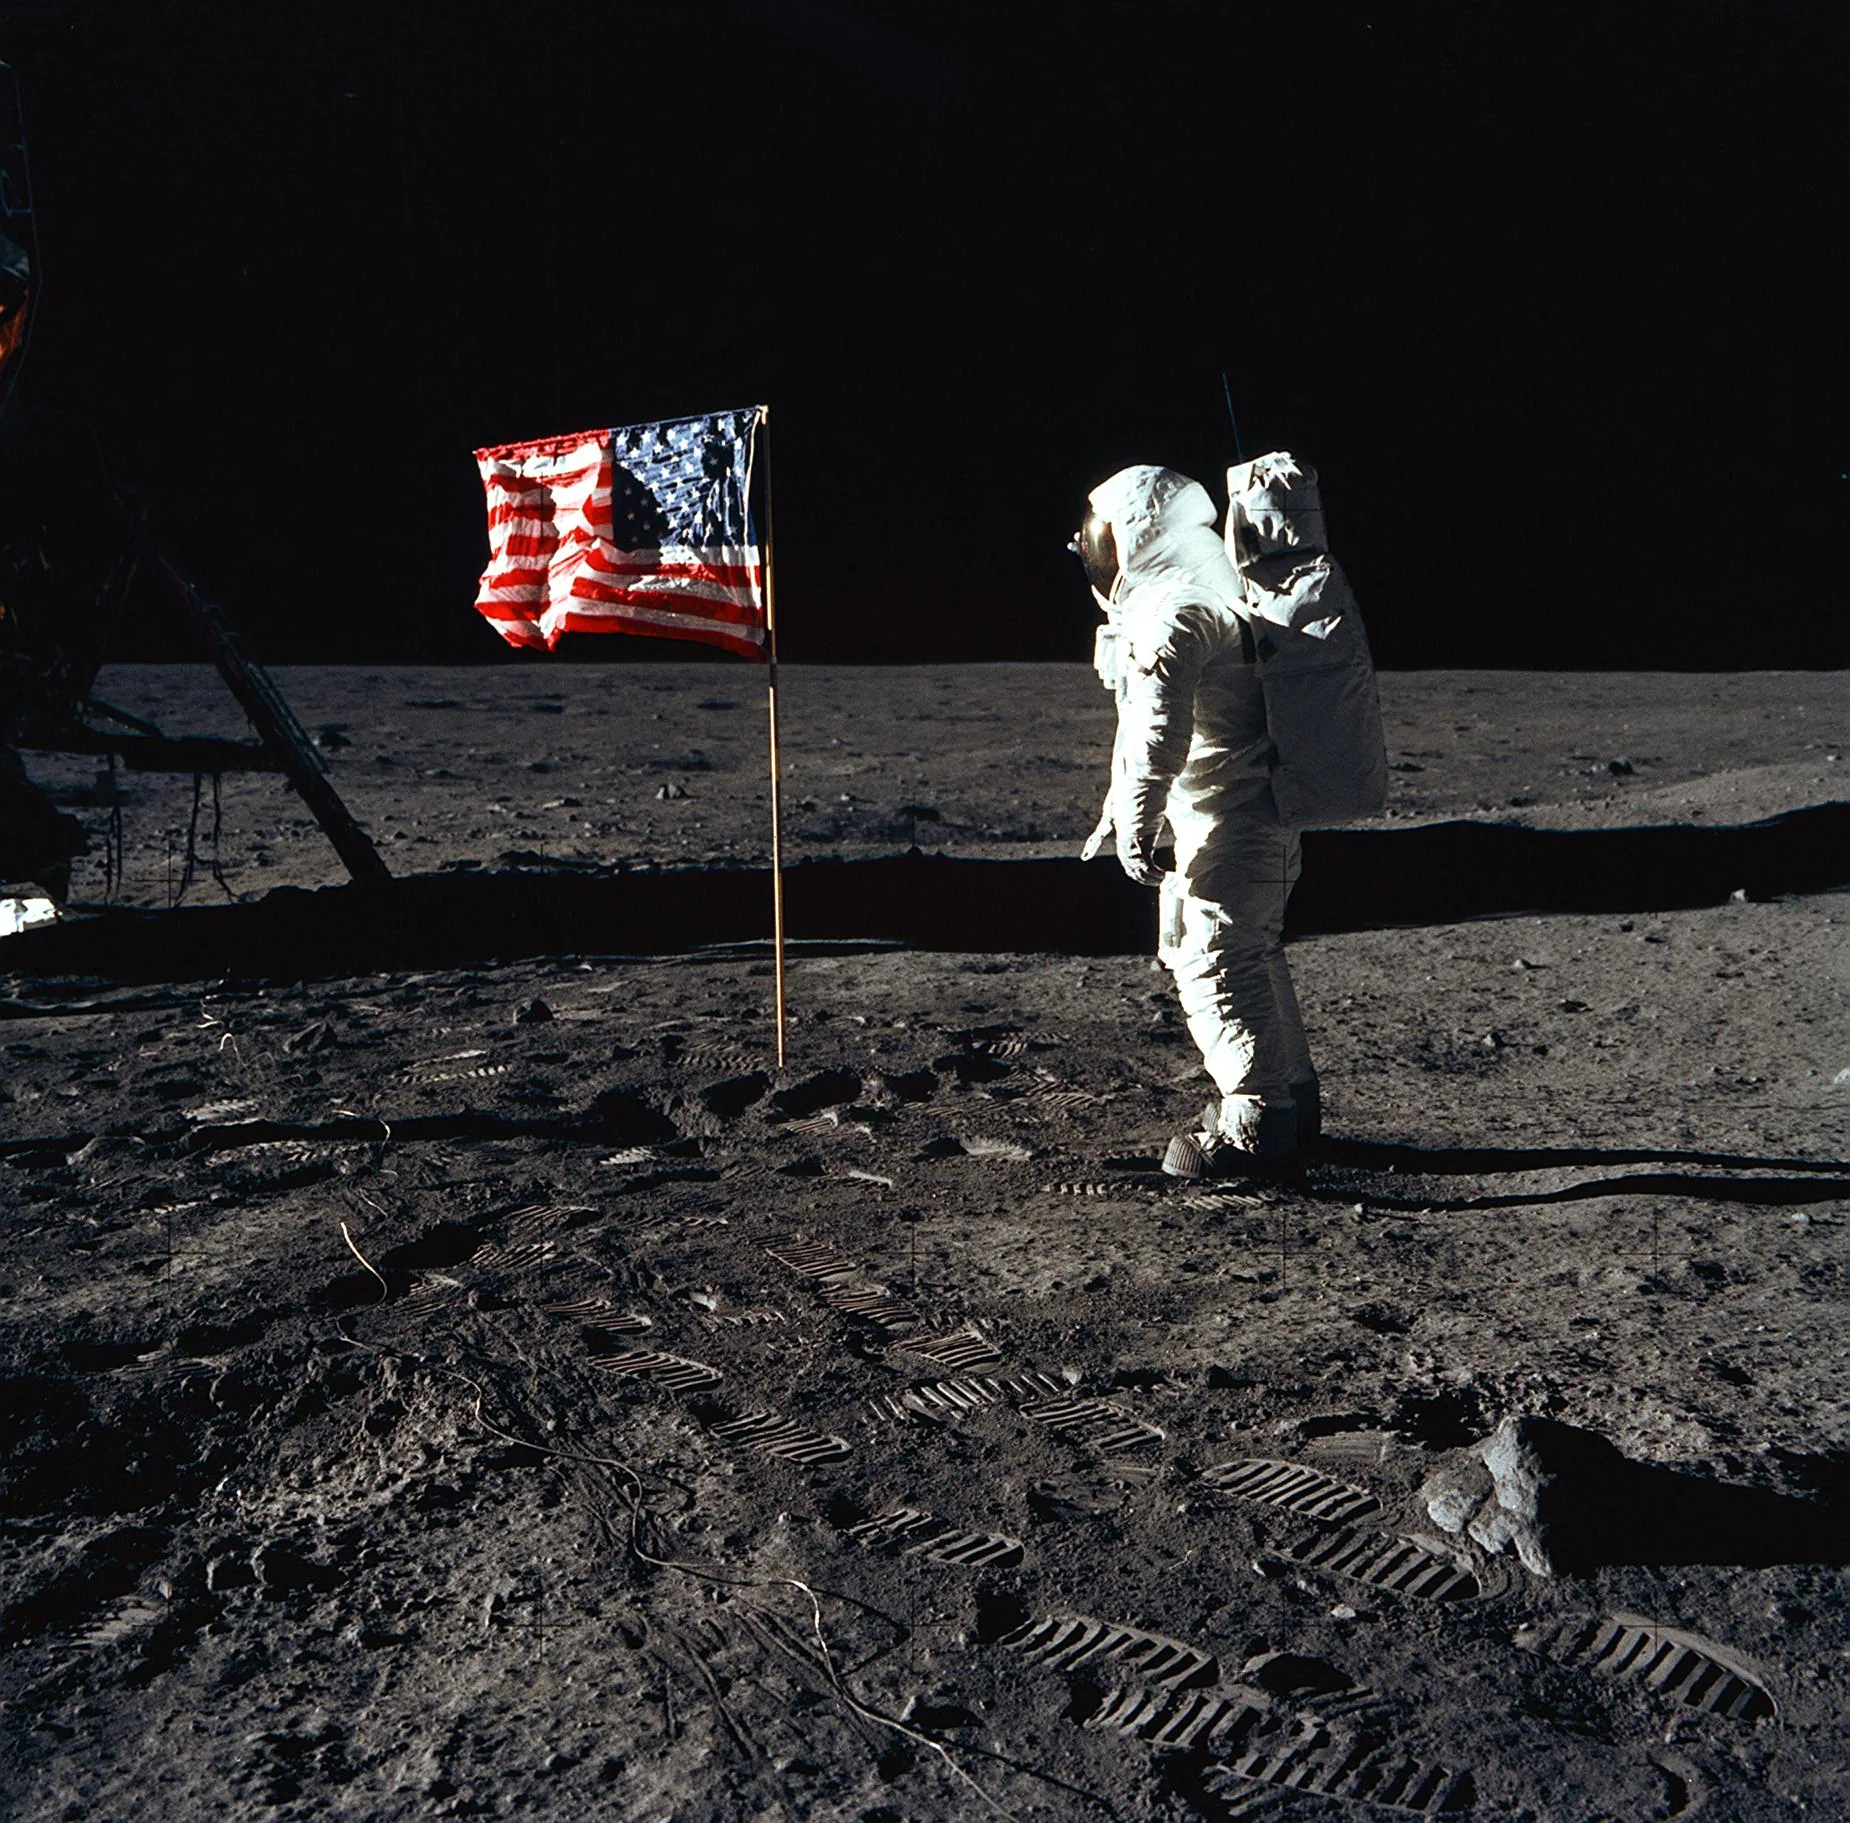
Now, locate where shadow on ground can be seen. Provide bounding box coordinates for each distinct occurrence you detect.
[1475,1419,1848,1572]
[1313,1137,1850,1208]
[1319,1137,1846,1176]
[6,806,1847,986]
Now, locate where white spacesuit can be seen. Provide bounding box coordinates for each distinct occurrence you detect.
[1079,457,1382,1175]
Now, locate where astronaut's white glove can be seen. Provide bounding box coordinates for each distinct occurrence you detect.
[1116,822,1164,886]
[1080,807,1113,862]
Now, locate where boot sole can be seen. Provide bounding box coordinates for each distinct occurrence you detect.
[1163,1133,1301,1183]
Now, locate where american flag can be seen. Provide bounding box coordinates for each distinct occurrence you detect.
[474,405,767,659]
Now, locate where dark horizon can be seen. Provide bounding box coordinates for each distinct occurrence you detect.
[6,0,1846,670]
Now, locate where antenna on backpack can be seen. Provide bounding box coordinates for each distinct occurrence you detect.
[1220,372,1245,465]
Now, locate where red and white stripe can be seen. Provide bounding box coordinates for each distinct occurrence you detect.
[473,429,766,659]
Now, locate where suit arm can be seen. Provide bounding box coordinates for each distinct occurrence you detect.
[1111,599,1221,855]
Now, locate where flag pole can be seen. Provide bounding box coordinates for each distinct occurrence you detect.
[759,405,788,1068]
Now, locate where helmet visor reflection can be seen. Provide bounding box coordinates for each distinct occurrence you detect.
[1067,512,1119,597]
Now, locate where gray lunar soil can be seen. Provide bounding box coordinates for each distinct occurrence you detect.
[1,664,1846,1823]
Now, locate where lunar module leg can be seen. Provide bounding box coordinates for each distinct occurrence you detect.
[159,561,390,888]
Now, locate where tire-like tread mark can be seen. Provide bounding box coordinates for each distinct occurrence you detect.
[586,1350,720,1391]
[973,1035,1030,1060]
[1299,1686,1411,1730]
[957,1136,1034,1161]
[782,1111,849,1137]
[499,1202,594,1237]
[405,1062,512,1085]
[1087,1684,1265,1752]
[396,1277,466,1317]
[764,1239,861,1283]
[472,1238,559,1274]
[1206,1726,1475,1814]
[187,1096,261,1123]
[1002,1613,1217,1690]
[1099,1457,1163,1483]
[1514,1613,1776,1721]
[1282,1527,1480,1601]
[902,1370,1067,1418]
[599,1147,656,1169]
[996,1077,1095,1115]
[706,1410,851,1465]
[578,1311,655,1337]
[896,1326,1006,1372]
[1201,1457,1381,1524]
[1018,1393,1165,1455]
[823,1287,920,1330]
[114,1348,210,1384]
[670,1042,757,1074]
[845,1507,1025,1568]
[545,1296,619,1319]
[1188,1784,1300,1821]
[1027,1087,1096,1115]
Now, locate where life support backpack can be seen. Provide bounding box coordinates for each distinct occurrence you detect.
[1225,453,1388,827]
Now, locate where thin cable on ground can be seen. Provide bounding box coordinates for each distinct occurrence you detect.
[338,1220,390,1301]
[450,1369,1028,1820]
[325,1220,1050,1821]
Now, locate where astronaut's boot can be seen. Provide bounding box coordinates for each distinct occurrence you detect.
[1163,1094,1299,1181]
[1159,1098,1232,1180]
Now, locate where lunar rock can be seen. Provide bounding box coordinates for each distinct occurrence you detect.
[1420,1456,1496,1537]
[1469,1415,1612,1576]
[1435,1416,1850,1581]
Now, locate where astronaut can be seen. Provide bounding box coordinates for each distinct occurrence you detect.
[1077,457,1383,1176]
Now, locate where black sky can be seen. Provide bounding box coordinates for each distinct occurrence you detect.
[7,0,1846,667]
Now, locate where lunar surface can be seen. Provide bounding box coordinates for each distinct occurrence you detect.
[2,664,1845,1823]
